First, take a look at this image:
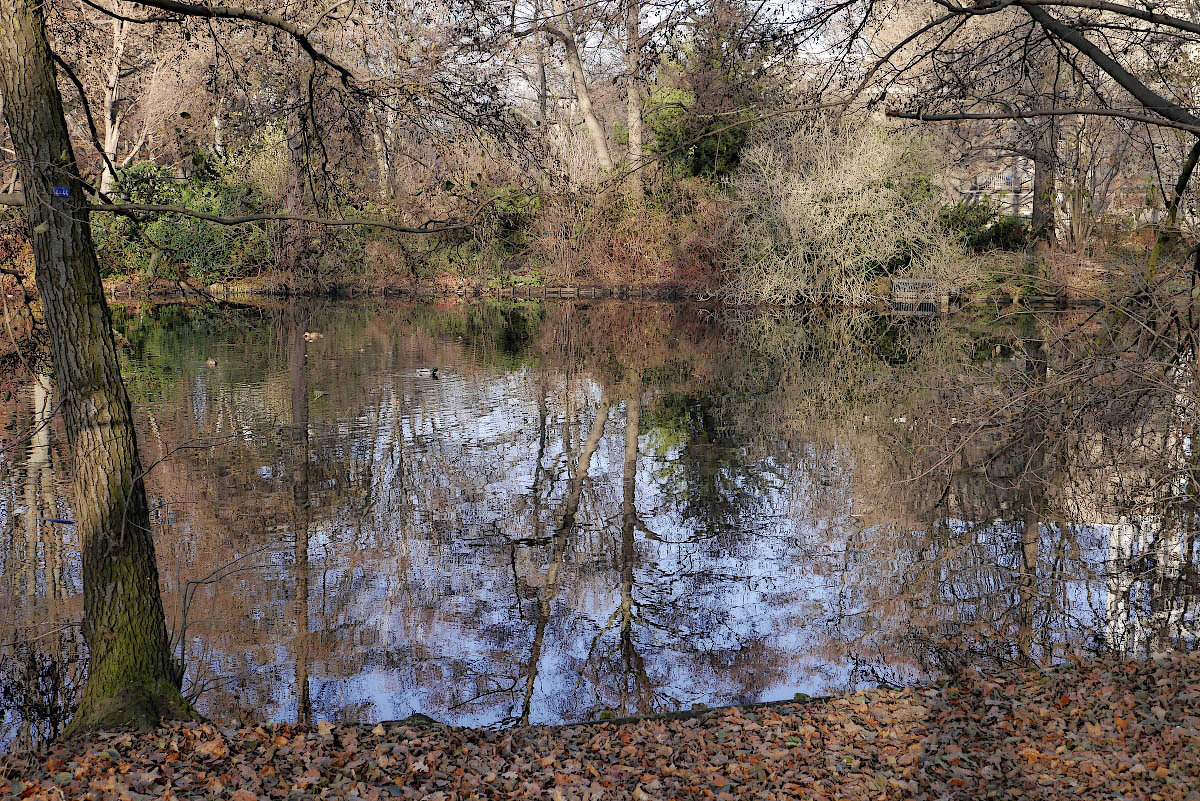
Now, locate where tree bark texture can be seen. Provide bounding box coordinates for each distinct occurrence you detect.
[369,99,395,202]
[0,0,191,733]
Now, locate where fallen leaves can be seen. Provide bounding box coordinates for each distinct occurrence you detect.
[3,653,1199,799]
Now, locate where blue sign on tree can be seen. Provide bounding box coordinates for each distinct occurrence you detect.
[53,186,70,198]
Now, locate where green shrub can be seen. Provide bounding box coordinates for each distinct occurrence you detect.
[646,86,752,180]
[939,200,1028,252]
[94,159,273,281]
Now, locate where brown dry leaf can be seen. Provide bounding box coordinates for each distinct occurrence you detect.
[193,737,228,760]
[6,655,1200,801]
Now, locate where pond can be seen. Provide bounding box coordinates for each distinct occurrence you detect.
[2,298,1197,748]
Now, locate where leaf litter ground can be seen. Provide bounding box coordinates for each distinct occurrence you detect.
[4,653,1199,799]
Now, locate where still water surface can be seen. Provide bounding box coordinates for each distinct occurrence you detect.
[2,299,1196,747]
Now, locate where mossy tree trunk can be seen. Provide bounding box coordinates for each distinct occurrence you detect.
[0,0,193,733]
[1147,137,1200,281]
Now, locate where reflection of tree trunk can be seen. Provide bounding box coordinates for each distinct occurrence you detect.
[0,0,191,733]
[1015,329,1047,667]
[520,395,608,722]
[619,377,651,713]
[559,400,609,529]
[288,308,313,725]
[13,377,63,606]
[26,378,57,599]
[1018,507,1039,666]
[22,398,40,595]
[519,518,563,724]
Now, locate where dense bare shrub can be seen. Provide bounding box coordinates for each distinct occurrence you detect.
[531,179,724,287]
[725,116,972,305]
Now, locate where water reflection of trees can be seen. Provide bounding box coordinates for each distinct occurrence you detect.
[2,296,1199,743]
[739,303,1200,682]
[0,375,83,749]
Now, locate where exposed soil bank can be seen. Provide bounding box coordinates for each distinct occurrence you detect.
[4,653,1198,799]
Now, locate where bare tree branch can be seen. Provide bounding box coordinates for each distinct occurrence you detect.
[79,0,183,24]
[1017,3,1200,131]
[124,0,358,83]
[1018,0,1200,36]
[887,106,1200,135]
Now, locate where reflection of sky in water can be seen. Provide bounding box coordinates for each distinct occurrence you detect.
[258,368,854,726]
[2,301,1197,743]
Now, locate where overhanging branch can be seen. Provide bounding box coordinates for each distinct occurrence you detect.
[1020,0,1200,36]
[125,0,358,83]
[80,0,183,23]
[0,194,499,235]
[90,202,477,234]
[887,107,1200,135]
[1019,3,1200,131]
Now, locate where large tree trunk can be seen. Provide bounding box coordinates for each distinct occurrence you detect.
[0,0,192,733]
[98,13,128,197]
[1031,127,1056,245]
[624,0,643,191]
[549,0,613,171]
[1030,55,1058,246]
[281,46,310,274]
[369,99,395,202]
